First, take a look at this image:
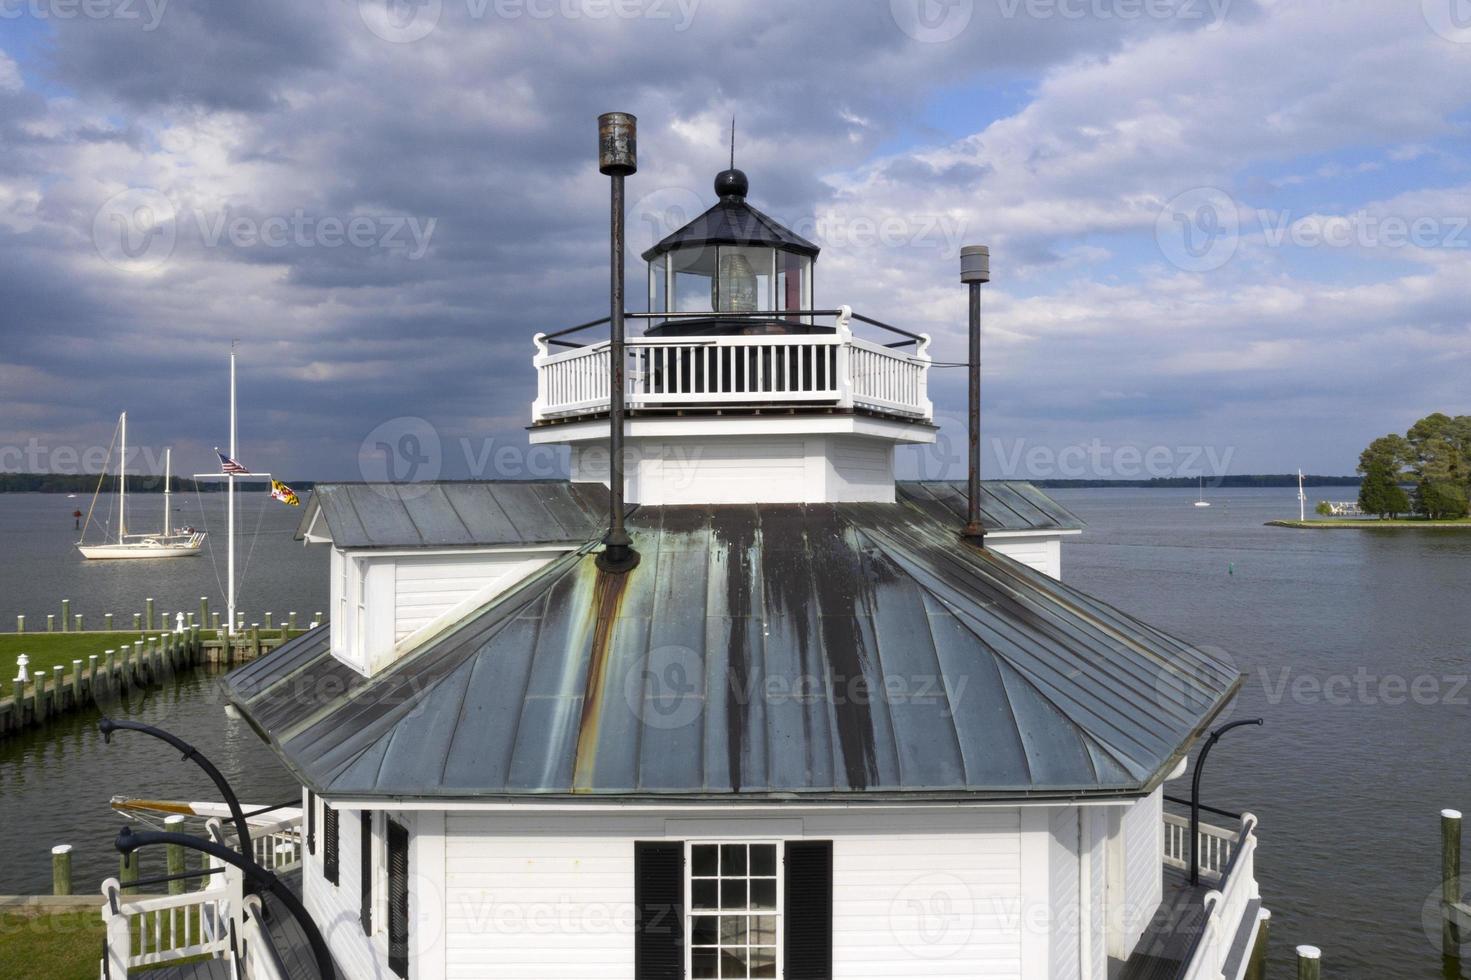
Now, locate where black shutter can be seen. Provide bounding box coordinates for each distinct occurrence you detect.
[360,810,373,935]
[634,841,684,980]
[323,806,339,886]
[784,841,833,980]
[387,820,410,979]
[306,790,315,856]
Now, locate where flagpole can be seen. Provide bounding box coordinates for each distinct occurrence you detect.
[227,347,237,636]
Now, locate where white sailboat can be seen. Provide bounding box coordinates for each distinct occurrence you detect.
[1298,468,1307,521]
[77,413,206,560]
[1194,476,1212,507]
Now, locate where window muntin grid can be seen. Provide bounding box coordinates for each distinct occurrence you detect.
[688,842,780,979]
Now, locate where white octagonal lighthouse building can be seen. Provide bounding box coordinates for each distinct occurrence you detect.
[112,120,1273,980]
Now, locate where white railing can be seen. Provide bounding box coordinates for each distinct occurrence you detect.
[1176,814,1263,980]
[100,813,303,979]
[532,312,931,423]
[1163,811,1238,882]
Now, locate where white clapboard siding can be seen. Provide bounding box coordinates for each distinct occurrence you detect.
[1087,809,1107,980]
[1048,807,1081,980]
[1120,789,1164,956]
[303,806,386,980]
[442,815,636,980]
[393,553,554,642]
[831,812,1023,979]
[986,536,1062,580]
[827,438,895,502]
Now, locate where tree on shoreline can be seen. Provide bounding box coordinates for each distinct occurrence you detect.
[1357,415,1470,519]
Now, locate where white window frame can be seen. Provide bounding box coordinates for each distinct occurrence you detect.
[684,839,784,980]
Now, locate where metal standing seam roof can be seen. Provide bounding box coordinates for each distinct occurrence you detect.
[298,480,1081,550]
[640,196,821,262]
[896,480,1085,533]
[295,481,609,549]
[231,500,1239,802]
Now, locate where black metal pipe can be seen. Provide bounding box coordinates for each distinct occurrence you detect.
[99,718,252,858]
[848,311,929,343]
[963,280,984,541]
[597,111,638,574]
[126,866,225,889]
[1164,794,1242,821]
[114,826,336,980]
[542,315,611,341]
[1189,717,1263,885]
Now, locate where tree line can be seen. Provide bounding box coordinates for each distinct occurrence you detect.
[1357,413,1471,519]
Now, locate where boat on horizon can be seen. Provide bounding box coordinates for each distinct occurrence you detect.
[76,412,205,560]
[1195,475,1212,507]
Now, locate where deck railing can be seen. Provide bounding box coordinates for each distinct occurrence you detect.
[99,813,303,979]
[532,307,932,423]
[1163,810,1238,882]
[1174,813,1264,980]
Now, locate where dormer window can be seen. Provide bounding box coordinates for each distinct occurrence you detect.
[643,169,816,326]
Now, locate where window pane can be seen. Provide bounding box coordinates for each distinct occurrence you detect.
[750,948,776,978]
[716,247,772,313]
[751,916,776,946]
[672,247,717,313]
[720,844,747,876]
[692,948,719,979]
[720,950,748,978]
[720,878,747,910]
[649,256,667,314]
[692,915,719,945]
[720,915,749,945]
[749,845,776,876]
[693,845,719,877]
[750,878,776,910]
[693,879,718,909]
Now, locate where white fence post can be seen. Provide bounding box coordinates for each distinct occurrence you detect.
[101,877,131,980]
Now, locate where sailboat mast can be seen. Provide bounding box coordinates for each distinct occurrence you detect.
[227,349,237,635]
[1299,469,1306,522]
[164,448,172,537]
[119,411,127,541]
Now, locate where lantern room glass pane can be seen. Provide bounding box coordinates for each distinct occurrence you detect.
[649,254,668,314]
[777,253,812,321]
[672,247,718,313]
[715,247,773,314]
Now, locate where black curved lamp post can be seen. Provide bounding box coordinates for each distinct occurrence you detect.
[1190,717,1264,885]
[99,718,253,858]
[114,826,336,980]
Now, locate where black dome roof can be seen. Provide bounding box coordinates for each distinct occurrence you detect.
[641,171,820,262]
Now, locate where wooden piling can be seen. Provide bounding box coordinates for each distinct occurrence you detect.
[71,660,82,704]
[15,614,22,633]
[60,599,70,632]
[1295,945,1321,980]
[165,814,187,894]
[133,612,141,630]
[104,612,113,630]
[120,851,139,895]
[288,611,298,630]
[251,626,261,659]
[199,596,209,628]
[88,654,98,695]
[46,614,54,632]
[74,614,83,632]
[1445,809,1463,953]
[265,611,274,629]
[11,678,22,722]
[145,598,155,632]
[211,612,221,631]
[51,666,63,710]
[35,671,47,721]
[51,844,73,896]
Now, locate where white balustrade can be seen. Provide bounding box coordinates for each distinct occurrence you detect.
[1175,814,1263,980]
[532,323,931,423]
[1163,811,1238,882]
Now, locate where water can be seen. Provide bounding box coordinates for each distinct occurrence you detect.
[1051,487,1471,979]
[0,492,328,627]
[1,487,1468,977]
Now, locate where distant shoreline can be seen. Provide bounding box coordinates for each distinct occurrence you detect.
[1267,518,1471,529]
[1030,475,1359,489]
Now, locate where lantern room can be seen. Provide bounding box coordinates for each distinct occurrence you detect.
[642,168,820,334]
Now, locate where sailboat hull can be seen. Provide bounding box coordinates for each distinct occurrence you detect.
[78,542,203,560]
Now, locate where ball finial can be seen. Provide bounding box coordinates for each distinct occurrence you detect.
[715,168,748,200]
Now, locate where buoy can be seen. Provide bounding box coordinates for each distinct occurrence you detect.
[1228,562,1235,576]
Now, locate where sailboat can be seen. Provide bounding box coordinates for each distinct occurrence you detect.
[1194,476,1212,508]
[1298,468,1307,521]
[77,413,206,559]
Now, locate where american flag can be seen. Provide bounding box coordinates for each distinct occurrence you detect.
[217,451,250,475]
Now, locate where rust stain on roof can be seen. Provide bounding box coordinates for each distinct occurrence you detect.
[571,563,633,791]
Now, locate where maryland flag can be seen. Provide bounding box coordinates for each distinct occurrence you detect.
[270,480,300,506]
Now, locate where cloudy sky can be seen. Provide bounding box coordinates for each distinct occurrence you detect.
[1,0,1468,483]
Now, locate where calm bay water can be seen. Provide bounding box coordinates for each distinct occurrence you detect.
[1,487,1468,978]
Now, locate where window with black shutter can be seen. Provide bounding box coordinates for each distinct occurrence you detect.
[323,805,339,886]
[360,810,374,936]
[387,819,410,979]
[634,841,684,980]
[689,843,779,978]
[783,841,832,980]
[306,790,316,856]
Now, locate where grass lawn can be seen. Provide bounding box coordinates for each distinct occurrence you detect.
[0,908,104,980]
[0,633,149,686]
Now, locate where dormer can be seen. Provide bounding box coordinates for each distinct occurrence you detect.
[295,482,605,676]
[530,168,936,505]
